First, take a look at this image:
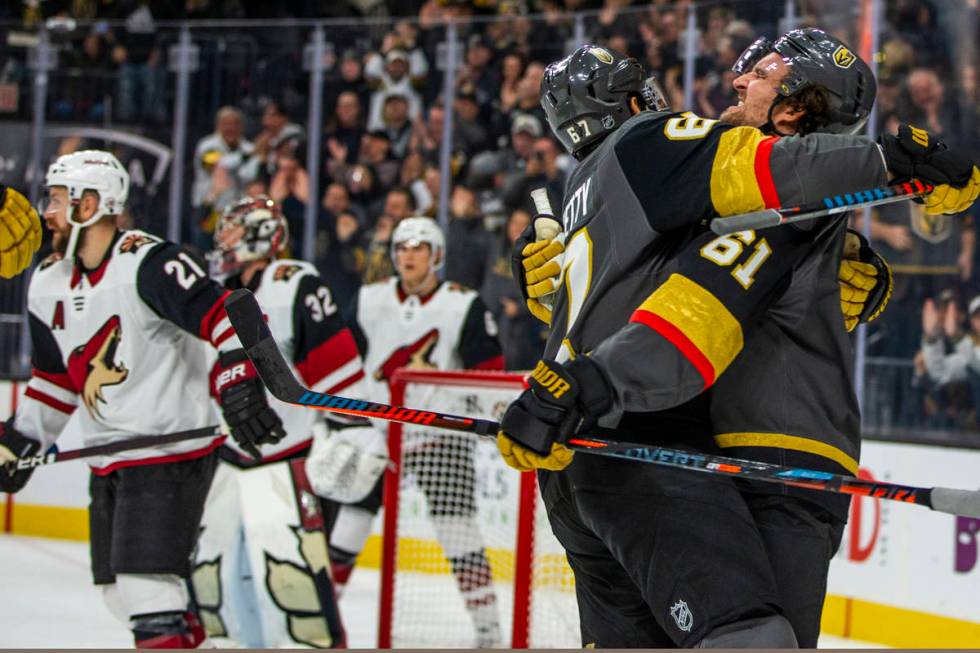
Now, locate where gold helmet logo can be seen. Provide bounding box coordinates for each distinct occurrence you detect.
[589,47,614,64]
[833,45,856,68]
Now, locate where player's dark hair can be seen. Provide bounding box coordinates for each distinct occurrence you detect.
[781,86,833,136]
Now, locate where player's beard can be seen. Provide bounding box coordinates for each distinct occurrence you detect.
[719,103,750,126]
[51,225,70,255]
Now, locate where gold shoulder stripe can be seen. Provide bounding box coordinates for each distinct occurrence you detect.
[710,127,776,216]
[714,431,859,475]
[633,273,743,384]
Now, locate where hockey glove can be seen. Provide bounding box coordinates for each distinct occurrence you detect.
[511,223,563,325]
[0,185,42,279]
[497,357,613,472]
[879,124,980,215]
[0,420,41,493]
[212,350,286,460]
[839,229,893,332]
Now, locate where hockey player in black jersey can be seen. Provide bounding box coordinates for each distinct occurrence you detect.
[497,43,979,647]
[0,151,287,648]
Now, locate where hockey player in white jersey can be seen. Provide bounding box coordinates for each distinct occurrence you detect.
[192,195,377,648]
[0,151,286,648]
[322,217,506,647]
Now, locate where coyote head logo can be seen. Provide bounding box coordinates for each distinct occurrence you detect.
[374,328,439,382]
[68,315,129,419]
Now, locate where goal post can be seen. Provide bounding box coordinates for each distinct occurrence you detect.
[378,369,579,648]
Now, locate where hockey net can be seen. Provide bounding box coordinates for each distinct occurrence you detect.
[379,369,579,648]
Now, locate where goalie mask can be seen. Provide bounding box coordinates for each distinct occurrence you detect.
[209,195,288,277]
[45,150,129,259]
[732,28,875,135]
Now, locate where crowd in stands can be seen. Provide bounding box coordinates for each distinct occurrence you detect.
[1,0,979,429]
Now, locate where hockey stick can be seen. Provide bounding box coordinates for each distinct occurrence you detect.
[2,426,222,472]
[709,179,933,236]
[224,288,980,518]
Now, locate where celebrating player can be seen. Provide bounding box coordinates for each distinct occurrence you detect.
[0,184,42,278]
[0,151,285,648]
[322,217,506,647]
[498,43,979,647]
[191,196,374,647]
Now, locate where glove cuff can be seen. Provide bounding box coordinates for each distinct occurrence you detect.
[565,357,613,421]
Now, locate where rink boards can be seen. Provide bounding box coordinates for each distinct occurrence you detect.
[1,379,978,646]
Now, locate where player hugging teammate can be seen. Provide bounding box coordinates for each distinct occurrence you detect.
[500,32,978,648]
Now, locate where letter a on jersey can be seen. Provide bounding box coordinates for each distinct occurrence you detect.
[67,315,129,419]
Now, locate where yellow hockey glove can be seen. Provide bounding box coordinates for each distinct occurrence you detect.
[0,186,42,279]
[839,229,893,332]
[496,433,574,472]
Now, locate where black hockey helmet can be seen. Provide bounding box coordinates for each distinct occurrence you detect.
[540,44,669,158]
[733,28,876,135]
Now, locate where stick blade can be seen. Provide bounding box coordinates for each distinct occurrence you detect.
[223,288,305,402]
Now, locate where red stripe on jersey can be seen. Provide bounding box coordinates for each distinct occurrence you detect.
[296,328,360,387]
[471,355,505,371]
[199,290,232,344]
[325,369,365,395]
[754,136,780,209]
[90,436,225,476]
[629,309,716,389]
[213,327,236,348]
[24,387,76,415]
[32,368,77,393]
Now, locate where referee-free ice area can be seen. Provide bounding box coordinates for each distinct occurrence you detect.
[1,534,882,648]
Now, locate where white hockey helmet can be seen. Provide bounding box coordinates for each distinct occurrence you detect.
[45,150,129,258]
[208,195,289,276]
[391,216,445,271]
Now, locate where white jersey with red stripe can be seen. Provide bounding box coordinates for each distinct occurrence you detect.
[15,230,240,473]
[218,259,367,464]
[354,277,503,408]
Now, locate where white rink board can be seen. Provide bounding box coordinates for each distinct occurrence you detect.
[827,439,980,624]
[1,380,90,508]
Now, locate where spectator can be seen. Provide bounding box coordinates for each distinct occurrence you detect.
[499,114,542,210]
[365,47,426,131]
[380,93,413,160]
[324,49,371,116]
[268,154,311,255]
[110,1,169,124]
[901,68,959,139]
[917,293,974,428]
[444,185,490,290]
[362,187,416,283]
[496,52,526,116]
[460,35,499,108]
[324,91,365,172]
[192,106,256,249]
[481,208,548,369]
[454,85,491,154]
[318,209,366,302]
[322,181,365,226]
[242,100,305,183]
[399,153,432,215]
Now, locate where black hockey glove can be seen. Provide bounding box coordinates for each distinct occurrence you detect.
[879,124,980,215]
[213,350,286,460]
[0,420,41,493]
[839,229,893,332]
[511,223,563,325]
[497,357,613,472]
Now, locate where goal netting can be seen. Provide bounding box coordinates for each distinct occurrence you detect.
[378,369,580,648]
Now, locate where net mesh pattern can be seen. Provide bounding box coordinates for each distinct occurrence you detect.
[386,373,579,648]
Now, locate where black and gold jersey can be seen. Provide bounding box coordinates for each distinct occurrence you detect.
[547,109,886,491]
